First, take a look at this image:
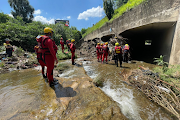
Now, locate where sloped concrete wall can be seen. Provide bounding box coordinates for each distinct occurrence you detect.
[84,0,180,64]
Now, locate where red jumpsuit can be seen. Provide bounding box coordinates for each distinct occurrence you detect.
[60,40,64,53]
[96,45,101,61]
[100,45,103,60]
[34,45,46,77]
[70,42,76,65]
[38,36,58,85]
[102,44,109,63]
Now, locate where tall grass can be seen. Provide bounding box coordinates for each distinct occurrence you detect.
[82,0,147,38]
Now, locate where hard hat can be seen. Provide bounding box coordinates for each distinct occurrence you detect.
[44,27,53,34]
[105,42,108,45]
[68,39,70,40]
[115,43,119,46]
[100,43,103,46]
[61,37,63,40]
[125,44,128,46]
[5,38,10,41]
[97,43,100,45]
[115,37,117,39]
[71,39,75,42]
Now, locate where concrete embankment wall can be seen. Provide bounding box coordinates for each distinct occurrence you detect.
[84,0,180,64]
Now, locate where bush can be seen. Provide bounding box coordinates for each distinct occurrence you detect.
[14,47,25,56]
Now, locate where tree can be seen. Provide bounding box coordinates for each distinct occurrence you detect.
[114,0,128,8]
[81,28,87,35]
[103,0,114,20]
[8,0,35,23]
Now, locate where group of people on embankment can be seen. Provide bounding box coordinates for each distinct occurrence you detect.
[34,27,76,87]
[96,40,130,67]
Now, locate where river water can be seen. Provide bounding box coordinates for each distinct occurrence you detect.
[0,58,176,120]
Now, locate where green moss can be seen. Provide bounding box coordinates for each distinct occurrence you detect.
[82,0,147,38]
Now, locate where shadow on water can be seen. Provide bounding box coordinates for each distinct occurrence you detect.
[51,83,77,98]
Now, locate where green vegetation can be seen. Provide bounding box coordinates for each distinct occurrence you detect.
[0,12,82,52]
[8,0,35,23]
[57,49,71,60]
[0,63,5,68]
[82,0,146,38]
[154,55,168,72]
[153,65,180,88]
[103,0,114,20]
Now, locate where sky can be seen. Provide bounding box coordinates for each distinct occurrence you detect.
[0,0,105,31]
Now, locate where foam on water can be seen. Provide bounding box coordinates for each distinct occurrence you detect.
[101,81,142,120]
[83,65,98,79]
[58,69,75,78]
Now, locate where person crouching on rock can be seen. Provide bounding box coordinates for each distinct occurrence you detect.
[34,35,47,78]
[60,37,64,53]
[102,42,109,64]
[39,27,58,87]
[70,39,76,65]
[96,43,101,62]
[115,42,123,67]
[4,38,13,57]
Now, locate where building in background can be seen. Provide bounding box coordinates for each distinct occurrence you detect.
[55,20,69,27]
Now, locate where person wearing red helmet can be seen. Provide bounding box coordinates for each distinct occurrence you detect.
[37,27,58,87]
[96,43,101,62]
[70,39,76,65]
[102,42,109,64]
[60,37,64,53]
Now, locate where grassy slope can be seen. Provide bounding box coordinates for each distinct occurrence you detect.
[82,0,146,38]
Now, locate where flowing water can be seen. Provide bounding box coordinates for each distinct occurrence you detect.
[0,59,176,119]
[82,59,175,120]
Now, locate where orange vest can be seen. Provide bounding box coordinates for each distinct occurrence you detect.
[115,46,121,54]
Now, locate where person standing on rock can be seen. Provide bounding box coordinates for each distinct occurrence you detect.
[4,38,13,57]
[34,37,47,78]
[38,27,58,87]
[96,43,101,62]
[70,39,76,65]
[102,42,109,64]
[66,39,71,52]
[60,37,64,53]
[123,44,130,63]
[115,42,123,67]
[100,43,103,61]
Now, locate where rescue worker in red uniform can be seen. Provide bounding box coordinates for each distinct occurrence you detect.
[70,39,76,65]
[123,44,130,63]
[60,37,64,53]
[115,42,123,67]
[100,43,103,60]
[102,42,109,64]
[66,39,71,52]
[34,43,47,78]
[37,27,58,87]
[96,43,101,62]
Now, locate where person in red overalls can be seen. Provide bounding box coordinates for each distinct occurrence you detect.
[37,27,58,87]
[102,42,109,64]
[70,39,76,65]
[96,43,101,62]
[123,44,130,63]
[34,43,47,78]
[115,42,123,67]
[66,39,71,52]
[60,37,64,53]
[100,43,103,61]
